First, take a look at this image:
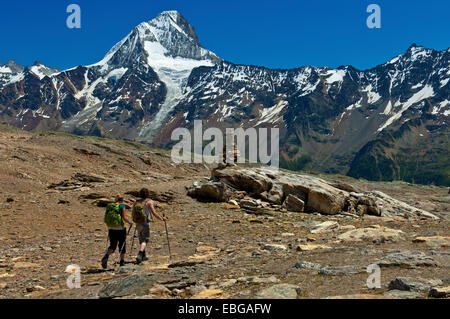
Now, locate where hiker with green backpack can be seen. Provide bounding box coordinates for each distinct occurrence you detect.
[132,188,167,264]
[101,194,132,268]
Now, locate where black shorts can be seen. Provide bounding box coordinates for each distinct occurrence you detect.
[108,228,127,254]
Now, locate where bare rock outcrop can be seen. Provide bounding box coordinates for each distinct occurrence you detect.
[188,167,438,219]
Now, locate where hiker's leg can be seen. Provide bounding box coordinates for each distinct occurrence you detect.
[136,224,149,263]
[102,230,115,268]
[142,226,150,260]
[105,229,115,255]
[106,230,118,256]
[139,225,150,252]
[118,229,126,262]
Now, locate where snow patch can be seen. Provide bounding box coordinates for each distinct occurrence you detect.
[432,100,449,115]
[0,66,12,73]
[440,78,449,88]
[378,85,435,132]
[325,69,346,84]
[346,98,363,111]
[381,100,392,115]
[255,100,287,126]
[138,40,214,140]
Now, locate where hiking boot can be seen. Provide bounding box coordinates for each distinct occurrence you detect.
[142,251,149,261]
[136,251,144,264]
[119,260,125,267]
[101,254,109,269]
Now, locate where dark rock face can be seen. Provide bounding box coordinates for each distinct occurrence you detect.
[293,261,322,270]
[0,11,448,185]
[377,251,439,268]
[318,266,362,276]
[98,273,156,298]
[388,277,443,291]
[428,286,450,298]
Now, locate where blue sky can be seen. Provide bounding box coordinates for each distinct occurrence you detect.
[1,0,449,71]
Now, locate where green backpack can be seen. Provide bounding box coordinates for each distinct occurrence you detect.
[104,203,124,228]
[133,202,148,224]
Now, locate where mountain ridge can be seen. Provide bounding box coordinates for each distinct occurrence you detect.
[0,10,448,185]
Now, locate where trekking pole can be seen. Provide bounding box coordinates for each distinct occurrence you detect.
[117,223,133,265]
[162,213,172,261]
[130,226,137,259]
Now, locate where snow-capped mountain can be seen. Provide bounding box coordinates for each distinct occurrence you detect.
[0,11,449,185]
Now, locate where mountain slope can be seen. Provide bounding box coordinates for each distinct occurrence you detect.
[0,12,448,185]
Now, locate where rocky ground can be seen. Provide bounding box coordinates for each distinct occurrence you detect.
[0,125,448,299]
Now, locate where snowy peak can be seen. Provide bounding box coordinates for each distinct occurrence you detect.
[152,11,200,44]
[141,10,220,62]
[92,11,220,73]
[3,60,24,73]
[27,62,59,80]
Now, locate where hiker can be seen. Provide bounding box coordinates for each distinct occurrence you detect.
[101,194,131,268]
[132,188,167,264]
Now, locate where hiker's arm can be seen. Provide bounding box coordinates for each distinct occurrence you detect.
[121,206,130,224]
[148,200,167,221]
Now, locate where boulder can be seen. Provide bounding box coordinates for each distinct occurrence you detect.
[98,273,156,298]
[73,172,105,183]
[282,194,304,212]
[161,278,197,290]
[377,251,439,268]
[307,188,346,215]
[297,244,331,251]
[337,226,404,242]
[388,277,443,291]
[329,181,361,193]
[191,289,223,299]
[339,225,356,231]
[370,190,438,219]
[310,221,339,234]
[293,261,322,270]
[139,155,152,166]
[191,167,438,219]
[117,266,137,274]
[195,246,220,254]
[168,260,205,268]
[318,266,362,276]
[239,199,258,208]
[256,284,301,299]
[218,279,237,289]
[260,183,284,204]
[413,236,450,248]
[262,244,287,252]
[187,181,231,202]
[428,286,450,298]
[383,290,422,299]
[212,168,272,195]
[149,285,170,296]
[237,276,279,284]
